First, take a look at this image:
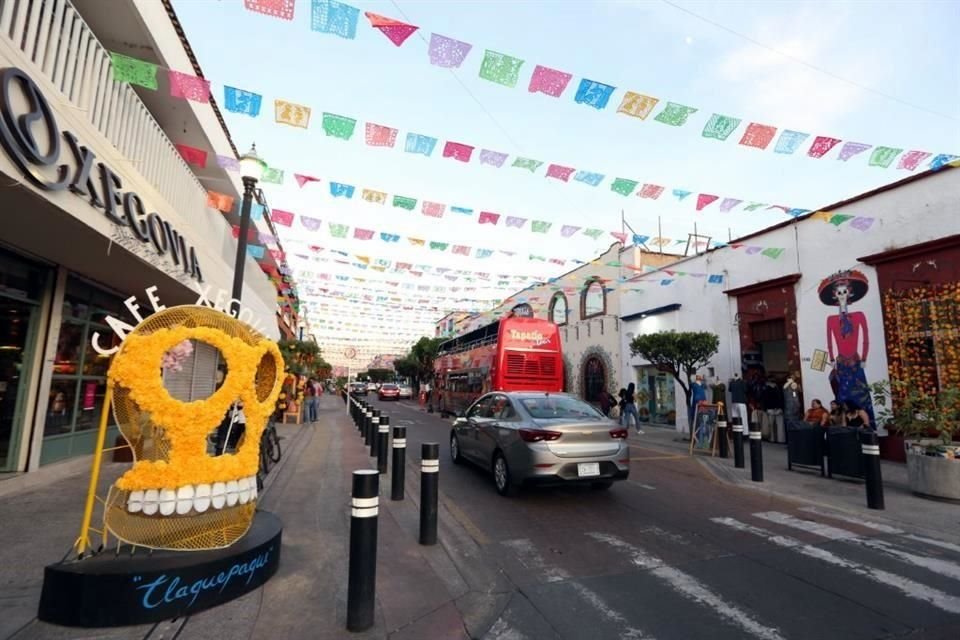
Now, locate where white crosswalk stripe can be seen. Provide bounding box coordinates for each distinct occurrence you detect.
[754,511,960,582]
[712,516,960,614]
[501,538,657,640]
[796,506,960,555]
[587,532,786,640]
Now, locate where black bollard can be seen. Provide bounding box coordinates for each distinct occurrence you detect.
[391,426,406,501]
[377,416,390,474]
[861,430,885,510]
[419,442,439,546]
[362,408,372,446]
[749,425,763,482]
[717,417,729,459]
[732,417,745,469]
[369,411,380,458]
[346,470,378,632]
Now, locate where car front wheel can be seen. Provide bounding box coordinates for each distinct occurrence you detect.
[492,452,513,496]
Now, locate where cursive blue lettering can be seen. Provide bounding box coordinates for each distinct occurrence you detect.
[135,548,273,610]
[137,575,169,609]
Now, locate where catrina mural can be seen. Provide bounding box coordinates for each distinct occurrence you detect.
[819,269,875,425]
[103,306,284,551]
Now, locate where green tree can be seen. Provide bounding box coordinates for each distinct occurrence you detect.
[277,339,331,378]
[394,337,445,388]
[629,331,719,415]
[393,356,419,383]
[410,336,444,384]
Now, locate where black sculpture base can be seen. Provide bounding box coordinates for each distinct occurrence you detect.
[38,511,282,628]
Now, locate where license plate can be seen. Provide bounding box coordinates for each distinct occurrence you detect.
[577,462,600,477]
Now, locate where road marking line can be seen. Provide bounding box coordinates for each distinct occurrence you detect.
[754,512,858,540]
[501,539,656,640]
[712,517,960,614]
[796,507,960,555]
[588,533,786,640]
[485,617,528,640]
[903,534,960,556]
[797,507,904,534]
[635,483,656,490]
[755,512,960,583]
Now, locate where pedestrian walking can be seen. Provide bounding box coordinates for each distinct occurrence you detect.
[305,378,319,422]
[621,382,644,434]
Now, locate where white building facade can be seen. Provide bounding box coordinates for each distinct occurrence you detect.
[0,0,281,472]
[466,243,680,405]
[620,167,959,460]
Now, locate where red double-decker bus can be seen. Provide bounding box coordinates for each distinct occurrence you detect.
[433,315,563,417]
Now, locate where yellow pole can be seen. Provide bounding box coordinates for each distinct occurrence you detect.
[74,384,113,558]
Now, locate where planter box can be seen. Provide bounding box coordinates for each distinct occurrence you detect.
[906,440,960,501]
[879,432,906,463]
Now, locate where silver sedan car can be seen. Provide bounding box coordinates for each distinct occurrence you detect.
[450,392,630,495]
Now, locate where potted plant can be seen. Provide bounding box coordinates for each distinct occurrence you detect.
[871,380,960,501]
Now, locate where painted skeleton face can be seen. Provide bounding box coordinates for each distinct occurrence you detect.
[103,306,284,551]
[832,281,850,305]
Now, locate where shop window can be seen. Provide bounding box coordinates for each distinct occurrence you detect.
[162,340,223,401]
[44,278,131,439]
[548,293,568,326]
[581,278,606,319]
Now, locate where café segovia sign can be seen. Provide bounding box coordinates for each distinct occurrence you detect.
[0,67,203,282]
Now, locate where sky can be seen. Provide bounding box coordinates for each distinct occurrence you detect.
[172,0,960,368]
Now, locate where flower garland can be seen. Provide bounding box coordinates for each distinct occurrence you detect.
[883,282,960,395]
[109,325,284,490]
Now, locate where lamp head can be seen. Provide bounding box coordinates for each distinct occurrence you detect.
[239,143,267,182]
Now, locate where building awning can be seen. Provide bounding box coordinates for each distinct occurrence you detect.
[858,234,960,265]
[723,273,801,297]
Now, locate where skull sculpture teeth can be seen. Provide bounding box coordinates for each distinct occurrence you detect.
[102,306,284,551]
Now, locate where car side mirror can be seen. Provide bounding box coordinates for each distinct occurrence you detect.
[453,415,467,426]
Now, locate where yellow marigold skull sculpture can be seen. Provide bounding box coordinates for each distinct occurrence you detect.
[103,306,284,551]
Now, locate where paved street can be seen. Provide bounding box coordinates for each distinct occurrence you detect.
[366,396,960,640]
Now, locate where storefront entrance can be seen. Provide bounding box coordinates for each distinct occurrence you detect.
[0,249,48,472]
[582,356,606,403]
[636,366,676,425]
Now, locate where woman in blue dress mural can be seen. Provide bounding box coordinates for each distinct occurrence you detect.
[819,270,875,426]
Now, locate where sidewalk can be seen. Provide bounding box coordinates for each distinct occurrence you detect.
[0,395,506,639]
[629,424,960,540]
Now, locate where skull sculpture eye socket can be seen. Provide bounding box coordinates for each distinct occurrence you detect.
[103,306,284,551]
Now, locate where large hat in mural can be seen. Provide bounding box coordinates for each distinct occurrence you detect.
[818,269,869,306]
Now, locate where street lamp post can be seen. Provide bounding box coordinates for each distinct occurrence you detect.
[231,144,267,314]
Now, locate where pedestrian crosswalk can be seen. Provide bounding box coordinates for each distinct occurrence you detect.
[485,508,960,640]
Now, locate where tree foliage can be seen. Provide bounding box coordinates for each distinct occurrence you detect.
[277,339,331,379]
[629,331,719,406]
[393,356,419,382]
[395,336,445,385]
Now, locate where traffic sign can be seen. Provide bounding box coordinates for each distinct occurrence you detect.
[344,347,357,359]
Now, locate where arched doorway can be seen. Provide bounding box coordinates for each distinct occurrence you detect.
[582,356,606,404]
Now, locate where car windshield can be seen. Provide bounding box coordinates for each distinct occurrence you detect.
[382,384,398,390]
[519,396,604,420]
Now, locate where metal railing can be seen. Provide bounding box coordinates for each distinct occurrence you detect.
[0,0,217,237]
